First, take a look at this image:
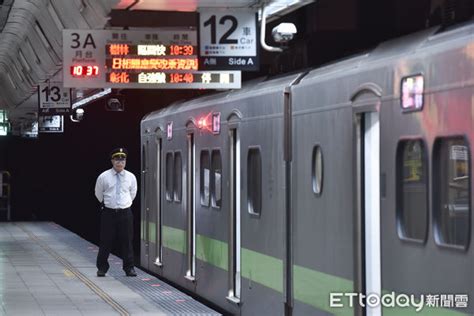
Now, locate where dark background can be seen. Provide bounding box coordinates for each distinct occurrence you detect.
[0,0,472,261]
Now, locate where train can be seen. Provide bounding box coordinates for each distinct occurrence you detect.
[140,20,474,315]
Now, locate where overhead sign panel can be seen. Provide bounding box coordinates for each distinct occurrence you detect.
[63,29,240,89]
[199,10,259,71]
[38,82,71,114]
[39,115,64,133]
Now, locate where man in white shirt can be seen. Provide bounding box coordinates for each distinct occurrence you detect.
[95,147,138,277]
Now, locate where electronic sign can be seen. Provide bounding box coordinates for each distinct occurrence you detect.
[63,29,241,89]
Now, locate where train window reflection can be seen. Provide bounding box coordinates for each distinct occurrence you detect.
[173,152,182,203]
[165,152,173,202]
[397,140,428,242]
[200,151,210,207]
[248,147,262,216]
[211,150,222,208]
[434,137,471,249]
[312,145,323,195]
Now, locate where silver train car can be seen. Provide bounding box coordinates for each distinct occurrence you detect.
[140,21,474,315]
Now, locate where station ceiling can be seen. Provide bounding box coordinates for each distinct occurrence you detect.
[0,0,312,133]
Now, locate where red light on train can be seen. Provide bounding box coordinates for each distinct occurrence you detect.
[197,113,212,131]
[70,65,99,77]
[197,112,220,134]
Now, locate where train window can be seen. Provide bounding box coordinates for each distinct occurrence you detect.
[248,147,262,216]
[165,152,173,202]
[173,152,182,203]
[396,140,428,242]
[434,137,471,249]
[312,145,324,195]
[211,150,222,208]
[200,150,210,207]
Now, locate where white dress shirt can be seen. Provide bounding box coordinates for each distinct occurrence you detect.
[95,168,137,209]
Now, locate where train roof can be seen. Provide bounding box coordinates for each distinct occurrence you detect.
[142,71,304,123]
[142,20,474,124]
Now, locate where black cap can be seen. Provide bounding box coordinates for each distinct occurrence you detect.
[110,147,128,159]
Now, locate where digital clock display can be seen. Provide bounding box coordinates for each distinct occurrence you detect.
[70,65,99,77]
[106,44,195,56]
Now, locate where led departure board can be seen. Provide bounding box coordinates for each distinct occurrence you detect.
[63,29,241,89]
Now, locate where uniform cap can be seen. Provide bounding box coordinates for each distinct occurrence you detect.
[110,147,128,159]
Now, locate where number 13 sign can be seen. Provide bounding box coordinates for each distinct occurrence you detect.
[199,9,259,71]
[38,82,71,115]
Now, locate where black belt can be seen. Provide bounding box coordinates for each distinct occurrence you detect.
[103,207,130,212]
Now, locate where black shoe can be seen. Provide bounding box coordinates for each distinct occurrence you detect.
[125,268,137,277]
[97,270,106,277]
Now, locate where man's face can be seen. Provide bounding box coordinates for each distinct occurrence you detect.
[111,157,126,172]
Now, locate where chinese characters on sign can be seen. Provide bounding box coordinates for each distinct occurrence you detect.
[63,29,241,89]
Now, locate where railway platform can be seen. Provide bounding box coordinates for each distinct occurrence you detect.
[0,222,219,316]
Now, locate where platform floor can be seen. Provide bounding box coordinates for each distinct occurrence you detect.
[0,222,220,316]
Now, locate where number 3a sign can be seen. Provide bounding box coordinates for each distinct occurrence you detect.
[38,82,71,115]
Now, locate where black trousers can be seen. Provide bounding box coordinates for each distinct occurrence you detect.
[96,207,134,272]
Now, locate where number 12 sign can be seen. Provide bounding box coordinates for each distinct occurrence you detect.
[199,9,259,71]
[38,82,72,115]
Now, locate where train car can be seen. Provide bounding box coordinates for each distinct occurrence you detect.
[140,20,474,316]
[141,73,303,315]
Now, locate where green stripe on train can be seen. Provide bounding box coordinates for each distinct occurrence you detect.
[139,221,157,242]
[159,225,468,315]
[163,225,284,291]
[162,225,186,253]
[196,234,228,270]
[241,248,283,293]
[293,265,353,315]
[148,222,156,242]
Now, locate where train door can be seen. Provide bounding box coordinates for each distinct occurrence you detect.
[185,131,196,280]
[227,126,241,303]
[355,110,381,316]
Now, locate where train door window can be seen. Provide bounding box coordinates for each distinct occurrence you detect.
[211,150,222,208]
[200,150,210,207]
[165,152,173,202]
[312,145,324,195]
[247,147,262,216]
[173,152,182,203]
[434,137,471,249]
[396,140,428,242]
